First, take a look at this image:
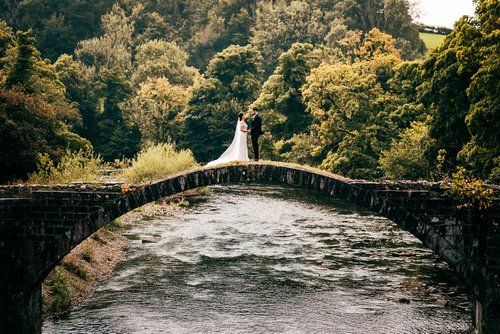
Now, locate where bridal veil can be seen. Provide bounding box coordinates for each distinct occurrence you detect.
[206,118,249,167]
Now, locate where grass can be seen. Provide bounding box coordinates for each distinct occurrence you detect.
[43,228,129,317]
[81,245,94,263]
[420,32,447,51]
[91,230,107,244]
[28,149,109,185]
[27,143,198,185]
[122,143,198,183]
[62,259,91,280]
[45,270,71,314]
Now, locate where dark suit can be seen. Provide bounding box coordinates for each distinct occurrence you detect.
[250,113,263,160]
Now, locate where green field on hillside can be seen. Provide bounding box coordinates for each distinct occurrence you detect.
[420,32,447,51]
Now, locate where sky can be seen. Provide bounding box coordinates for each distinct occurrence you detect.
[410,0,476,28]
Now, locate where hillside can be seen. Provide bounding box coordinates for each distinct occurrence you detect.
[420,32,447,51]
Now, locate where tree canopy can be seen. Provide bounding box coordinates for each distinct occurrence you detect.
[0,0,498,184]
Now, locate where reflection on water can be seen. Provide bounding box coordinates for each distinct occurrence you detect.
[43,184,471,333]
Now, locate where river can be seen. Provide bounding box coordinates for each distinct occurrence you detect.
[43,184,472,333]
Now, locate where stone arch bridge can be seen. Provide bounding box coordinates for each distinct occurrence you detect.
[0,163,499,334]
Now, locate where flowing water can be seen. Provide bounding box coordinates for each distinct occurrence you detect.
[43,184,472,333]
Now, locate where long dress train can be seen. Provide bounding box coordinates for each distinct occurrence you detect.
[206,119,249,166]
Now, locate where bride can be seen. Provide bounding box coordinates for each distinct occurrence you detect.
[206,112,250,166]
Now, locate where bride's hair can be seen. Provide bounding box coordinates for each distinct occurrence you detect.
[238,112,244,121]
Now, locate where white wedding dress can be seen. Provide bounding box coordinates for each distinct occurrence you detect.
[206,119,249,166]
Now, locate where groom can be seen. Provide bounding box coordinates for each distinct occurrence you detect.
[249,106,263,161]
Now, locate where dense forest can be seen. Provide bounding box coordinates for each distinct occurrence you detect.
[0,0,498,184]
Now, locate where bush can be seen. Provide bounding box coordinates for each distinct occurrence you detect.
[63,260,91,280]
[442,167,494,211]
[46,271,71,314]
[0,88,89,183]
[379,121,436,180]
[81,246,94,263]
[28,149,108,184]
[123,143,198,183]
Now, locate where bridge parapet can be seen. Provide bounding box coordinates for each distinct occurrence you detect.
[0,183,125,198]
[0,163,498,333]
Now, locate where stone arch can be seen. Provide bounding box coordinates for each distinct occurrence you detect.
[1,163,498,334]
[44,164,486,301]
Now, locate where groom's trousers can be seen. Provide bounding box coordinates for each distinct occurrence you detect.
[251,135,259,160]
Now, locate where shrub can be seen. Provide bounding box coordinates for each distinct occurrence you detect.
[47,271,71,314]
[28,149,108,184]
[379,121,436,180]
[63,260,90,280]
[442,167,494,211]
[123,143,198,183]
[91,230,106,244]
[81,246,94,263]
[0,88,89,183]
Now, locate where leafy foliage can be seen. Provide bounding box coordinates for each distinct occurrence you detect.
[442,167,494,210]
[254,43,323,141]
[46,270,71,315]
[0,0,498,185]
[132,39,197,86]
[92,69,140,161]
[181,45,263,162]
[0,0,115,61]
[28,149,108,185]
[339,0,426,59]
[301,56,404,178]
[0,88,89,183]
[417,1,500,181]
[74,4,134,72]
[379,121,436,180]
[251,1,330,76]
[187,0,256,69]
[1,27,82,130]
[123,143,198,183]
[126,77,189,145]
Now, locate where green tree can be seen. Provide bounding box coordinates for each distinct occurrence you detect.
[418,5,499,180]
[0,88,89,182]
[187,0,256,69]
[252,1,330,76]
[457,0,500,181]
[129,3,174,45]
[54,54,99,140]
[94,69,140,161]
[4,30,36,88]
[75,4,134,72]
[254,43,323,140]
[0,0,115,61]
[2,28,82,131]
[126,77,189,145]
[0,21,15,62]
[379,120,436,180]
[132,39,197,86]
[339,0,426,59]
[71,6,141,160]
[418,22,473,168]
[301,56,404,178]
[356,28,400,61]
[182,45,263,161]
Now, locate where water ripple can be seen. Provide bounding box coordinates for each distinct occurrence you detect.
[44,184,471,334]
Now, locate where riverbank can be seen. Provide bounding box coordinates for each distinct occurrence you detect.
[42,222,130,316]
[42,190,202,318]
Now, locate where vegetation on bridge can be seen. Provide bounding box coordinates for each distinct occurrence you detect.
[0,0,498,185]
[27,143,198,184]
